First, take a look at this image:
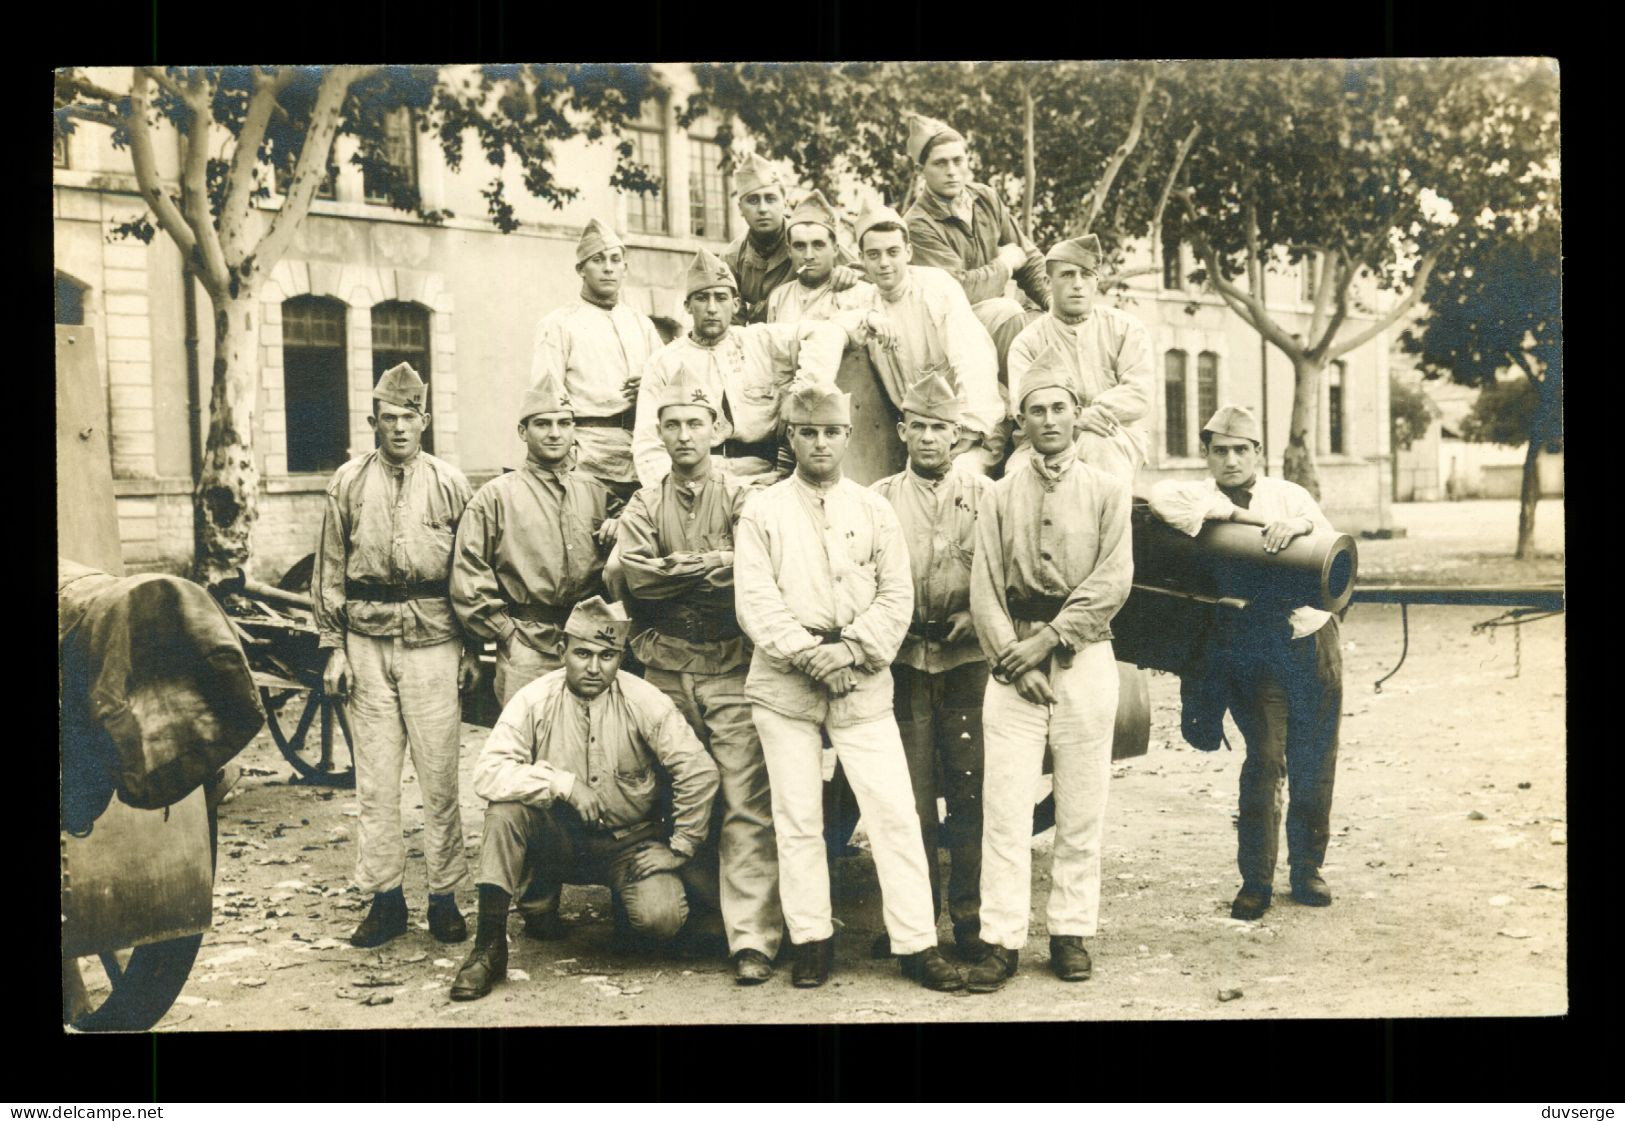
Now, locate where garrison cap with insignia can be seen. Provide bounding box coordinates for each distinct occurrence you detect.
[373,362,428,412]
[901,371,964,424]
[854,197,907,248]
[1202,404,1262,445]
[519,374,574,423]
[1015,343,1081,410]
[658,367,719,418]
[787,189,841,237]
[686,247,739,297]
[1045,234,1104,275]
[906,112,966,165]
[563,595,632,652]
[734,152,785,198]
[784,384,852,426]
[575,217,623,264]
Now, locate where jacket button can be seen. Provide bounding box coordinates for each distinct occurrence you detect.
[1040,552,1052,561]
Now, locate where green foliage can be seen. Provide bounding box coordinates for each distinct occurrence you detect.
[683,61,1186,257]
[1389,376,1434,452]
[1461,377,1562,452]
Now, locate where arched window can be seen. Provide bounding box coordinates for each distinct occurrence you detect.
[372,301,433,454]
[55,272,86,326]
[1197,351,1219,431]
[1328,360,1346,454]
[282,296,349,473]
[1164,349,1188,457]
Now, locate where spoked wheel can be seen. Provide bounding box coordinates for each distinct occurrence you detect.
[62,804,217,1033]
[261,683,357,787]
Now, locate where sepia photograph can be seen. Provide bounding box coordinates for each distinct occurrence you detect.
[54,59,1563,1033]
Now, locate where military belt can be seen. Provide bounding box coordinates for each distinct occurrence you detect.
[345,579,449,603]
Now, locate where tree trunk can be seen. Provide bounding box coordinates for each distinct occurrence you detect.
[193,294,262,587]
[1022,83,1036,233]
[1281,355,1323,499]
[1515,437,1540,561]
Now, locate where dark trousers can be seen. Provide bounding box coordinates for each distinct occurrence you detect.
[891,661,989,932]
[476,800,696,942]
[1223,615,1343,888]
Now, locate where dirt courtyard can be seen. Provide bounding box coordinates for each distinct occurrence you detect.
[137,499,1567,1029]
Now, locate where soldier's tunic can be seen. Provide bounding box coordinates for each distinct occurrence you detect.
[631,322,846,488]
[1006,307,1155,485]
[733,473,939,953]
[969,441,1132,949]
[1147,476,1342,888]
[904,183,1048,373]
[472,670,721,941]
[618,467,783,958]
[834,266,1007,474]
[313,449,473,898]
[872,465,993,936]
[765,275,875,325]
[724,225,859,326]
[451,461,613,704]
[529,298,665,492]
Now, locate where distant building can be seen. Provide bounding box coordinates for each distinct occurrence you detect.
[56,65,1404,577]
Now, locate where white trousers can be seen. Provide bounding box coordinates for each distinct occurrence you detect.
[979,640,1118,948]
[753,707,938,954]
[346,633,468,896]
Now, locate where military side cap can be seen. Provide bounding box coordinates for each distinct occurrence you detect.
[686,247,739,297]
[575,217,623,263]
[1015,343,1081,410]
[854,197,907,247]
[901,372,964,423]
[1045,234,1104,274]
[787,189,840,237]
[658,367,719,417]
[373,362,427,412]
[1202,404,1262,444]
[906,112,965,165]
[784,384,852,426]
[564,595,632,652]
[520,374,574,423]
[734,152,784,197]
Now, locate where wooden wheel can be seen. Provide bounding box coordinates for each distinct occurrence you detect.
[261,683,356,787]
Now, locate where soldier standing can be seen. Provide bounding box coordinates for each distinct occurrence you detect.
[618,369,785,985]
[530,219,666,504]
[870,373,995,964]
[733,383,963,992]
[313,362,480,948]
[963,359,1133,993]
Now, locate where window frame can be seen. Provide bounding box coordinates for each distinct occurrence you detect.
[623,98,670,236]
[280,295,351,475]
[371,300,433,454]
[1164,348,1190,458]
[1327,359,1347,455]
[1196,350,1219,433]
[687,134,731,241]
[1162,238,1185,291]
[364,108,420,206]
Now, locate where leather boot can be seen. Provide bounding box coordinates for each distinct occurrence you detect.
[350,886,408,948]
[450,890,511,1002]
[732,948,774,986]
[427,893,468,943]
[791,938,834,988]
[900,946,965,992]
[1230,883,1273,920]
[1290,868,1333,907]
[965,946,1019,993]
[953,920,992,964]
[870,932,896,959]
[1049,935,1092,981]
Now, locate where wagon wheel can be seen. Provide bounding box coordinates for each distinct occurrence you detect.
[62,805,217,1032]
[261,682,357,788]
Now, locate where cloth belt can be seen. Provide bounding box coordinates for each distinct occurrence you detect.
[1006,590,1069,624]
[508,601,572,625]
[906,619,956,642]
[575,411,636,431]
[806,628,845,645]
[719,435,778,462]
[634,599,743,645]
[345,578,449,603]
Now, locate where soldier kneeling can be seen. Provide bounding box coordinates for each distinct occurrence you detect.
[451,598,720,1001]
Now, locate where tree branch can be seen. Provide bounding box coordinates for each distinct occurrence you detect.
[1101,265,1156,287]
[1327,246,1445,361]
[1506,348,1541,386]
[1179,193,1305,363]
[139,65,190,104]
[1150,124,1199,234]
[1312,249,1359,359]
[219,67,296,266]
[126,69,200,279]
[1080,70,1154,235]
[250,65,375,290]
[57,70,125,105]
[175,70,231,293]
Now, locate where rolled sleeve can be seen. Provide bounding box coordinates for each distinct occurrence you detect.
[1148,479,1231,537]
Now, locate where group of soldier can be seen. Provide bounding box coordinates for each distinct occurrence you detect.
[309,111,1345,1003]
